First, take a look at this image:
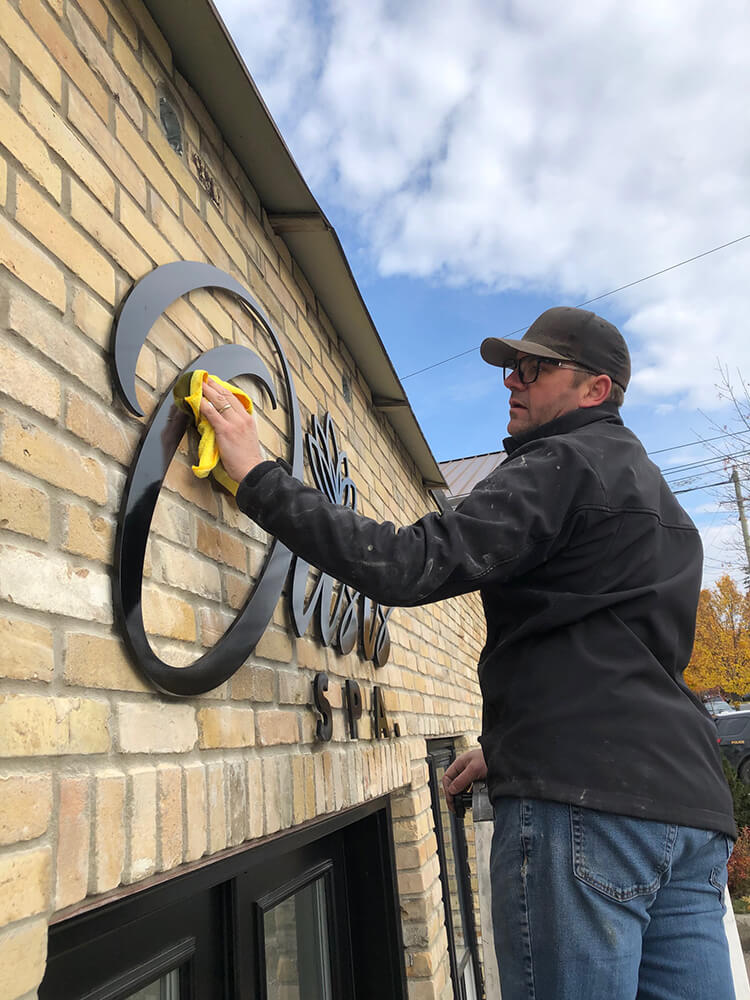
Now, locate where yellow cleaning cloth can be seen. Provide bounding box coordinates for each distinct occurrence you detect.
[174,370,253,496]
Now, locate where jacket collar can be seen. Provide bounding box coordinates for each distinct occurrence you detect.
[502,402,623,456]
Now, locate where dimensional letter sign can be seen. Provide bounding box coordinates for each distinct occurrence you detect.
[112,262,392,698]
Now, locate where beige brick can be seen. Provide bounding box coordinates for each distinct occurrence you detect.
[157,764,183,871]
[291,755,305,825]
[262,756,281,835]
[19,73,115,211]
[91,769,125,893]
[16,175,115,303]
[68,86,147,208]
[116,701,197,753]
[0,93,61,201]
[145,113,199,203]
[65,389,137,465]
[2,416,108,504]
[110,2,138,48]
[115,106,179,214]
[64,503,114,563]
[0,544,112,625]
[163,460,219,517]
[278,671,311,706]
[198,606,234,648]
[76,0,109,39]
[19,0,108,120]
[152,539,221,601]
[0,917,47,1000]
[0,152,5,206]
[1,0,61,102]
[184,763,207,862]
[189,290,233,344]
[112,28,153,102]
[151,494,192,547]
[0,615,54,684]
[206,202,247,275]
[256,709,299,747]
[246,758,263,839]
[119,190,174,266]
[196,520,248,572]
[183,201,231,273]
[151,190,202,260]
[197,706,254,749]
[207,761,227,854]
[65,632,148,693]
[125,767,156,883]
[67,4,142,127]
[230,663,275,702]
[124,0,172,73]
[0,337,60,421]
[141,585,196,641]
[255,629,292,663]
[0,468,51,543]
[7,288,111,400]
[0,214,66,312]
[70,179,150,279]
[0,694,110,756]
[0,847,51,924]
[72,287,113,349]
[56,774,90,909]
[0,45,9,96]
[0,774,53,846]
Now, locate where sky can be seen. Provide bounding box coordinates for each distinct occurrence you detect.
[213,0,750,587]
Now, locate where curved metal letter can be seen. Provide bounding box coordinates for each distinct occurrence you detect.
[112,262,302,696]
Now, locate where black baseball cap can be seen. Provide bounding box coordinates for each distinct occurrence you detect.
[480,306,631,391]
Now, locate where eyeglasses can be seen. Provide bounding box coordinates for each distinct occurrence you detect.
[503,356,598,385]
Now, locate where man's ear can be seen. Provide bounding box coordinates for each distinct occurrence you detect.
[580,374,612,408]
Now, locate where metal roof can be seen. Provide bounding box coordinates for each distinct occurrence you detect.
[143,0,446,488]
[438,451,505,500]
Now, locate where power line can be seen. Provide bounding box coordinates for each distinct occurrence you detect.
[647,430,750,457]
[662,449,750,481]
[673,476,749,496]
[401,232,750,381]
[673,479,734,495]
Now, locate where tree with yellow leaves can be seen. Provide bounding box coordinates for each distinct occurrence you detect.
[685,575,750,696]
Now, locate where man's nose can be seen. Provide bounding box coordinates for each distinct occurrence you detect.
[503,368,525,390]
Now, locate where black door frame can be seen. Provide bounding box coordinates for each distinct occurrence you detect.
[41,795,407,1000]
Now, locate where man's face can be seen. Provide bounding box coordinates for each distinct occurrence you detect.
[503,354,593,435]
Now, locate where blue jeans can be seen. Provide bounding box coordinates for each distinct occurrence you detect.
[490,798,735,999]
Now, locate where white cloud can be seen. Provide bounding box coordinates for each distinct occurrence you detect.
[214,0,750,410]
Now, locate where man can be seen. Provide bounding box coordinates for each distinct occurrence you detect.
[201,306,736,1000]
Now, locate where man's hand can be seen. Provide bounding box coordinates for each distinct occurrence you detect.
[199,377,264,484]
[441,747,487,813]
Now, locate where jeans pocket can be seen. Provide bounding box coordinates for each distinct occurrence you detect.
[570,805,675,902]
[709,834,733,900]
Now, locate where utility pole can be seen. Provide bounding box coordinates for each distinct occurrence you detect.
[731,467,750,574]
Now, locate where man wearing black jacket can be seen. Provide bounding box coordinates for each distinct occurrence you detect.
[201,306,736,1000]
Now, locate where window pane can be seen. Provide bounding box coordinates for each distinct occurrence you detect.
[264,877,332,1000]
[125,969,180,999]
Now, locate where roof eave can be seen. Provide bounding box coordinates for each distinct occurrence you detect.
[142,0,446,488]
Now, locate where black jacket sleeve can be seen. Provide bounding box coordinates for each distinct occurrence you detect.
[235,440,605,607]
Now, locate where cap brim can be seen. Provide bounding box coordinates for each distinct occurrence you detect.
[480,337,571,368]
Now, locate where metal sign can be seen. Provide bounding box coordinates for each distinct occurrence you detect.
[112,262,392,697]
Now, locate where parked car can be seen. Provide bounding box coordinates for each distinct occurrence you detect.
[703,697,737,719]
[716,711,750,784]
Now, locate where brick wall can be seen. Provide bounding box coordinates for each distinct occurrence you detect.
[0,2,485,997]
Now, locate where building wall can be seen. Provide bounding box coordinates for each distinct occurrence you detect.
[0,1,485,997]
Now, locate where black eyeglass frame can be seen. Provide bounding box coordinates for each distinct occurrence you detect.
[503,355,600,385]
